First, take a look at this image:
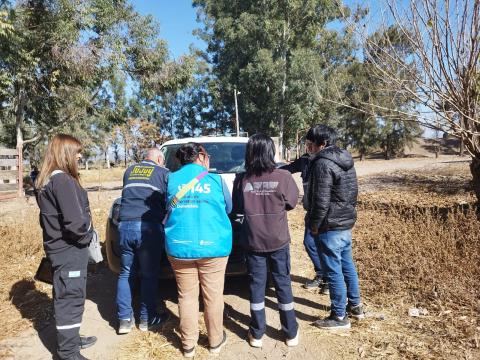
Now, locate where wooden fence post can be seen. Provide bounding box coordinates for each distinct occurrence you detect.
[0,148,22,200]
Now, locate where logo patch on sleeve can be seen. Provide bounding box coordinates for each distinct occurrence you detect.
[68,271,81,278]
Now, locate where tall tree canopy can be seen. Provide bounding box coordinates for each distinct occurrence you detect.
[0,0,194,160]
[193,0,351,153]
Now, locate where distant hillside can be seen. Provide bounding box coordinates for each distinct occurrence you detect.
[404,137,462,157]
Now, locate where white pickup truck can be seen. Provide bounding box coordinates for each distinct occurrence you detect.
[105,136,249,277]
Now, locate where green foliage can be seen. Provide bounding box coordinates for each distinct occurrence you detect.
[0,0,195,163]
[339,25,422,159]
[193,0,349,149]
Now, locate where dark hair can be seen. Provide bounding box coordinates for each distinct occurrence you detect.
[245,133,276,177]
[176,142,206,165]
[306,124,337,147]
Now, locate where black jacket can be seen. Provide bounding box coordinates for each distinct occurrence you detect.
[119,160,169,222]
[306,146,358,233]
[280,153,310,208]
[36,171,93,254]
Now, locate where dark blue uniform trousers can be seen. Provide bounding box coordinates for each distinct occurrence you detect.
[49,245,89,360]
[246,245,298,340]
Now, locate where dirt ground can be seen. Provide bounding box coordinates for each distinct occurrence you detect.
[0,155,478,360]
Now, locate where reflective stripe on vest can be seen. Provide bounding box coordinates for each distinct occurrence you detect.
[123,183,161,191]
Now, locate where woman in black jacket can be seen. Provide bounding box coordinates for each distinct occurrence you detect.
[35,134,96,360]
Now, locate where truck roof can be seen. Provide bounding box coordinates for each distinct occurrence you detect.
[162,136,249,146]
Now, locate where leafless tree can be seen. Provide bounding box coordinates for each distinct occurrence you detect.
[335,0,480,201]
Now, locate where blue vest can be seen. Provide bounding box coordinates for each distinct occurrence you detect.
[165,163,232,259]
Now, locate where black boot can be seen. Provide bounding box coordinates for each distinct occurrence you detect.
[65,353,89,360]
[79,336,97,349]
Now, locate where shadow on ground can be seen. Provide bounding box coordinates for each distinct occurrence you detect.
[359,171,471,195]
[9,279,56,356]
[10,263,327,357]
[9,263,122,359]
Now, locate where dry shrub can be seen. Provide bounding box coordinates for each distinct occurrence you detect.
[0,192,116,341]
[355,192,480,357]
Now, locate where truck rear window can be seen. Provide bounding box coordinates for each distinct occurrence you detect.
[162,142,246,173]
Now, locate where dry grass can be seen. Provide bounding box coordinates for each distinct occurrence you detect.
[0,213,51,340]
[79,167,125,185]
[354,193,480,358]
[0,192,115,341]
[118,316,215,360]
[0,166,478,358]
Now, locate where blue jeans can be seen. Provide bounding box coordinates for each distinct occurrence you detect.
[246,245,298,340]
[304,227,324,278]
[315,230,361,318]
[116,221,164,321]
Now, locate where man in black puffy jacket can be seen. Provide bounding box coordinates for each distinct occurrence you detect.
[281,153,329,293]
[305,124,364,330]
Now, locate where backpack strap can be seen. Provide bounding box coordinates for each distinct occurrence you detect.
[168,170,209,209]
[162,170,209,225]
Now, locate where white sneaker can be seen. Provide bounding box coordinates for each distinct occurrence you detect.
[183,347,195,358]
[286,331,299,347]
[209,331,227,354]
[248,332,263,348]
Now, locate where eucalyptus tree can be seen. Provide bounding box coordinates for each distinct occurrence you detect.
[0,0,194,162]
[193,0,351,153]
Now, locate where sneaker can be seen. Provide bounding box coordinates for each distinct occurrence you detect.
[183,347,195,358]
[303,276,321,289]
[313,313,351,330]
[209,330,227,354]
[139,312,170,332]
[319,282,330,295]
[285,331,299,347]
[346,303,365,320]
[118,317,133,335]
[79,335,97,349]
[248,331,263,348]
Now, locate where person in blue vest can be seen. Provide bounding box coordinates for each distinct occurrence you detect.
[116,148,170,334]
[164,142,232,358]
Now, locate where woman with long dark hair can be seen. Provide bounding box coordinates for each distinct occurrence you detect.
[164,142,232,358]
[232,133,300,348]
[36,134,96,360]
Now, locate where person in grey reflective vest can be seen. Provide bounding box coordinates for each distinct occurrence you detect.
[116,148,170,334]
[35,134,97,360]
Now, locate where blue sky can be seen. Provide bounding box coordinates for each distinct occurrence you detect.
[130,1,205,59]
[129,1,390,59]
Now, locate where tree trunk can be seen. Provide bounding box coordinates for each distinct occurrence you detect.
[14,92,27,197]
[15,91,26,153]
[385,135,391,160]
[105,149,110,169]
[124,135,128,167]
[360,151,365,161]
[470,156,480,205]
[278,16,289,160]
